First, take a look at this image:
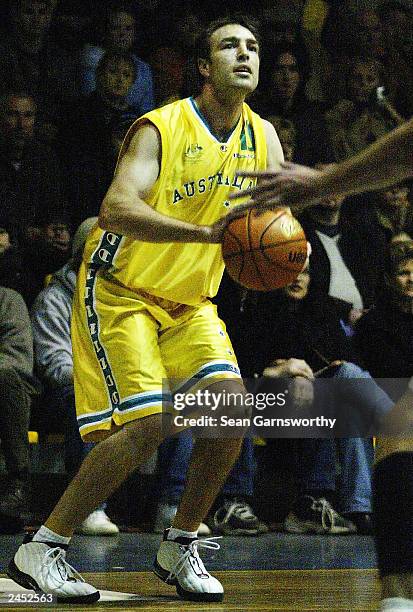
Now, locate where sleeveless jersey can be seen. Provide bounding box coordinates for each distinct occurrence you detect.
[83,97,267,305]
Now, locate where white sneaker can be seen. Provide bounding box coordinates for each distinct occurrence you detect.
[154,530,223,601]
[77,510,119,536]
[7,536,99,603]
[379,598,413,611]
[154,503,211,536]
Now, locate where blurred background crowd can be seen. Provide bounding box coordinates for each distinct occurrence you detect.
[1,0,413,540]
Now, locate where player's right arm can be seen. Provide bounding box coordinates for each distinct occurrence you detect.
[99,123,213,243]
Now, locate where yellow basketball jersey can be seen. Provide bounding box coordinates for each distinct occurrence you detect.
[83,97,267,305]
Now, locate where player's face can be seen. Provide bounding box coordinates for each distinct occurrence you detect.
[283,267,310,300]
[204,24,260,94]
[99,59,135,98]
[393,259,413,299]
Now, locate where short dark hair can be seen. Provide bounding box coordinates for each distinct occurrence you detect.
[196,14,261,65]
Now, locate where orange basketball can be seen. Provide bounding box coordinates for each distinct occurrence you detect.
[222,208,307,291]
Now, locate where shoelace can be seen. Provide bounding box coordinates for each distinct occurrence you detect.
[167,537,221,583]
[42,547,85,588]
[222,501,255,524]
[311,498,339,531]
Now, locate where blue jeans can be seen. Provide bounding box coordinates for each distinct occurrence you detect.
[296,362,393,513]
[157,430,255,503]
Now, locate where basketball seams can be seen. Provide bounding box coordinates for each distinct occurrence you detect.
[247,209,270,291]
[224,238,307,259]
[222,209,307,290]
[223,218,246,284]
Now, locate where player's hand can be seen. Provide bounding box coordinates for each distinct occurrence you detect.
[206,203,292,244]
[229,162,324,215]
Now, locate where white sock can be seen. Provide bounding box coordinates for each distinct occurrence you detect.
[167,527,198,541]
[32,525,71,545]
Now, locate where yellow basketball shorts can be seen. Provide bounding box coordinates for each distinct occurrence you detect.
[72,264,241,439]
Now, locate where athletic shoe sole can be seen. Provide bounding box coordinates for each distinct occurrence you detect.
[7,559,100,603]
[284,516,355,535]
[153,558,224,602]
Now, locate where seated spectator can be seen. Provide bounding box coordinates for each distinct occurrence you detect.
[325,56,401,161]
[255,44,333,165]
[61,50,138,170]
[355,240,413,381]
[0,0,84,143]
[254,264,394,534]
[0,285,40,533]
[374,183,413,241]
[31,217,118,535]
[21,213,72,308]
[298,174,388,316]
[0,91,68,249]
[81,1,154,116]
[0,224,25,295]
[155,433,267,537]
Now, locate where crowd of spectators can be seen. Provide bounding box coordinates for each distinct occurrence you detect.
[0,0,413,537]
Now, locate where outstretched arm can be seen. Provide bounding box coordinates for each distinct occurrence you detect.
[230,118,413,212]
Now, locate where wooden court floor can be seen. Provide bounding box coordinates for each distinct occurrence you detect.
[0,568,381,611]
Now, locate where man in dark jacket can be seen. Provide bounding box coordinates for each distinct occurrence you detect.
[0,285,39,531]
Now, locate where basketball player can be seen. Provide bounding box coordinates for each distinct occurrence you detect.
[232,117,413,612]
[7,16,284,603]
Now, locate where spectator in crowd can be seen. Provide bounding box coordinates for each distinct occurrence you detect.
[325,56,401,161]
[373,183,413,241]
[256,44,332,166]
[0,224,25,296]
[0,285,39,533]
[0,91,68,250]
[20,212,72,309]
[149,47,186,107]
[61,50,138,171]
[155,433,267,537]
[355,240,413,382]
[0,0,84,142]
[254,264,394,534]
[298,170,388,317]
[31,217,118,535]
[81,1,154,116]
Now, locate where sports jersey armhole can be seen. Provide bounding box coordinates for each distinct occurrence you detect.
[139,117,168,198]
[116,116,169,199]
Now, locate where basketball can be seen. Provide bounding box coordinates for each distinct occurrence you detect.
[222,208,307,291]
